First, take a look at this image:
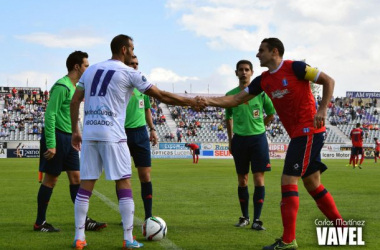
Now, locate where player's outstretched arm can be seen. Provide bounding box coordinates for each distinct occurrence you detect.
[70,88,84,151]
[202,91,255,108]
[145,85,201,108]
[314,72,335,129]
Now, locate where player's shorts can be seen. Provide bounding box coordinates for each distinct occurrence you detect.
[125,126,151,167]
[353,147,363,155]
[39,129,79,176]
[284,132,327,178]
[375,151,379,157]
[194,148,200,155]
[231,133,271,175]
[350,147,355,156]
[80,140,132,180]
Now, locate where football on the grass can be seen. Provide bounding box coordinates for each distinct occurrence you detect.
[142,216,167,241]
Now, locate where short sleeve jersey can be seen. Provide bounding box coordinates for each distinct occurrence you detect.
[124,88,151,128]
[44,76,75,148]
[246,60,325,139]
[188,143,199,150]
[375,140,380,152]
[78,59,153,141]
[350,128,364,147]
[225,89,275,136]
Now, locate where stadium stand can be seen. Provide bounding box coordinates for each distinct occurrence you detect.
[1,88,47,141]
[327,97,379,144]
[1,88,378,146]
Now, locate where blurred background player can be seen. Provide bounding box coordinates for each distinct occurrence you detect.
[374,138,379,163]
[225,60,275,230]
[125,55,158,220]
[70,34,201,249]
[185,143,200,163]
[199,38,344,250]
[346,146,358,168]
[34,51,106,232]
[350,123,364,169]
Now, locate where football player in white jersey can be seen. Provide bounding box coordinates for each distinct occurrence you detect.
[70,34,201,249]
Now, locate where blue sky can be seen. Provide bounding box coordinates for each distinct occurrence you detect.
[1,0,379,97]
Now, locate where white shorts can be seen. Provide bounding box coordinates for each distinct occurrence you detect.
[80,141,132,180]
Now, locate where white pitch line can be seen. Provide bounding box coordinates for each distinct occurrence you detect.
[93,190,182,250]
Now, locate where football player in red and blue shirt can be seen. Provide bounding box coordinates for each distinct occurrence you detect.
[374,137,380,163]
[202,38,344,250]
[185,143,200,163]
[350,123,364,168]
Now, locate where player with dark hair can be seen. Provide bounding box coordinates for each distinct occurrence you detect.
[374,137,379,163]
[125,55,157,220]
[70,34,201,249]
[34,51,106,232]
[226,59,275,230]
[185,143,200,163]
[350,123,364,169]
[197,37,344,250]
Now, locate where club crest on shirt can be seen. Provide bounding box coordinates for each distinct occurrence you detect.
[282,78,288,86]
[142,75,147,82]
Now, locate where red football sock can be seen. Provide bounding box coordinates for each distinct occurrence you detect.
[196,155,199,163]
[349,156,354,165]
[308,184,343,226]
[192,154,195,163]
[359,155,364,165]
[281,184,299,243]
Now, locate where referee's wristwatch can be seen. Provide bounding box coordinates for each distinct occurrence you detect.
[149,127,156,132]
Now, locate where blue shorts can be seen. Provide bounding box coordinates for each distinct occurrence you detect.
[125,126,151,167]
[353,147,363,155]
[39,129,80,176]
[284,132,327,178]
[194,148,200,155]
[350,147,355,156]
[231,133,271,175]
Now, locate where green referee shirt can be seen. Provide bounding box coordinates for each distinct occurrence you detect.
[225,87,275,136]
[44,75,75,148]
[124,88,151,128]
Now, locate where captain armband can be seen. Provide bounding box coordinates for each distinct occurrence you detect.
[304,65,321,83]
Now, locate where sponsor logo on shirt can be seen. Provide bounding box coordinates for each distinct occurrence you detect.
[303,127,310,133]
[84,106,118,118]
[139,100,144,109]
[271,89,289,99]
[253,109,260,118]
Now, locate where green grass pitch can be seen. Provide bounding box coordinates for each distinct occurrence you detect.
[0,158,379,250]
